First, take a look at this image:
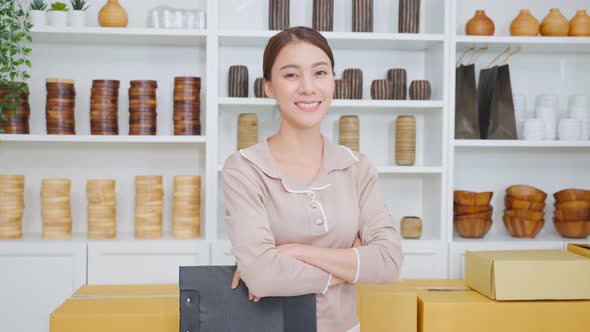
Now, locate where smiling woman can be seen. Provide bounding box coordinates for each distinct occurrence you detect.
[221,26,403,332]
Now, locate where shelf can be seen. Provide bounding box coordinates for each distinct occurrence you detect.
[456,36,590,54]
[377,166,443,174]
[0,134,207,144]
[454,139,590,148]
[0,233,208,245]
[30,26,207,46]
[452,231,569,245]
[218,98,443,110]
[219,30,444,50]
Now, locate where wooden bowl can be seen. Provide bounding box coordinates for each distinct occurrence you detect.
[454,209,493,221]
[454,204,492,216]
[505,195,546,211]
[553,219,589,239]
[555,200,590,210]
[454,191,493,206]
[504,209,544,221]
[506,185,547,202]
[553,189,590,202]
[554,208,590,222]
[454,218,492,238]
[503,215,544,238]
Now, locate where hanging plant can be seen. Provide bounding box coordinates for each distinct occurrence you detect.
[0,0,33,132]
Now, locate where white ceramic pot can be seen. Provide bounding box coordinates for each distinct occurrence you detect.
[48,11,68,27]
[30,10,46,27]
[69,10,87,27]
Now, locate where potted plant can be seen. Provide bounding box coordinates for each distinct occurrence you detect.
[0,0,33,134]
[48,1,68,27]
[69,0,90,27]
[29,0,48,27]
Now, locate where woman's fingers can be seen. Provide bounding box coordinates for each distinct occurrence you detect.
[231,271,240,289]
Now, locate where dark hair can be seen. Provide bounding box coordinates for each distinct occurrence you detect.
[263,26,335,81]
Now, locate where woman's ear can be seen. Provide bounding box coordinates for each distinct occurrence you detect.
[264,79,274,99]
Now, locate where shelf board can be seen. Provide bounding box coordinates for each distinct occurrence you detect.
[0,233,207,245]
[454,139,590,148]
[456,36,590,54]
[30,26,207,46]
[220,30,444,49]
[0,134,207,143]
[452,231,568,245]
[376,166,443,174]
[218,97,443,110]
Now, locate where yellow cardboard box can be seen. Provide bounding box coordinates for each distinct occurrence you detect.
[50,284,178,332]
[418,289,590,332]
[465,249,590,300]
[356,279,467,332]
[568,243,590,259]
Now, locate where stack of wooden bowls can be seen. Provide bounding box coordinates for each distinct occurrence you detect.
[46,79,76,135]
[90,80,120,135]
[0,83,30,134]
[87,179,117,239]
[128,80,158,135]
[173,77,201,135]
[134,175,163,239]
[395,115,416,166]
[173,175,201,238]
[237,114,258,150]
[0,175,25,239]
[453,190,493,238]
[41,179,72,240]
[553,188,590,239]
[503,185,546,238]
[339,115,359,152]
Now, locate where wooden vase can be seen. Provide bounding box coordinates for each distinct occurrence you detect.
[237,114,258,150]
[398,0,420,33]
[370,80,392,100]
[134,175,163,239]
[334,79,352,99]
[254,77,267,98]
[173,76,201,135]
[0,83,30,134]
[387,68,407,100]
[541,8,569,36]
[569,10,590,36]
[342,68,362,100]
[228,65,249,98]
[173,175,201,239]
[41,178,72,240]
[395,115,416,166]
[409,80,431,100]
[98,0,128,28]
[339,115,359,152]
[313,0,334,31]
[87,179,116,240]
[0,175,25,239]
[352,0,373,32]
[466,10,495,36]
[128,80,158,136]
[401,216,422,239]
[90,79,119,135]
[510,9,540,36]
[269,0,290,30]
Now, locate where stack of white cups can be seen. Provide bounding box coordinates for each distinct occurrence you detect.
[522,118,545,140]
[535,94,559,140]
[513,94,527,139]
[568,95,589,140]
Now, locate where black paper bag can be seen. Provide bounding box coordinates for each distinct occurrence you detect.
[180,265,317,332]
[487,64,517,139]
[455,64,480,139]
[477,66,498,139]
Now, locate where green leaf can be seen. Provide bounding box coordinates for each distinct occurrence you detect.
[26,35,32,43]
[23,73,30,79]
[25,60,31,67]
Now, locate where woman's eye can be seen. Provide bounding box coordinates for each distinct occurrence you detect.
[285,73,297,78]
[316,70,327,76]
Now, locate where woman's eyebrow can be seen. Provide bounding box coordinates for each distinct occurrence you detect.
[279,61,330,71]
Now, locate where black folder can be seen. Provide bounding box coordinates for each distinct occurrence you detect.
[180,265,317,332]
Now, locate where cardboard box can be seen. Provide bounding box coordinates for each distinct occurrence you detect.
[465,249,590,300]
[568,243,590,259]
[356,279,467,332]
[50,284,178,332]
[418,289,590,332]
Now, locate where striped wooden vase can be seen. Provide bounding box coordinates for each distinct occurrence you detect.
[339,115,360,152]
[352,0,373,32]
[409,80,431,100]
[87,179,117,240]
[228,65,249,98]
[0,175,25,239]
[343,68,363,99]
[313,0,334,31]
[269,0,290,30]
[370,79,392,100]
[173,175,201,239]
[395,115,416,166]
[237,114,258,150]
[334,79,352,99]
[399,0,421,33]
[134,175,163,239]
[387,68,407,100]
[254,77,267,98]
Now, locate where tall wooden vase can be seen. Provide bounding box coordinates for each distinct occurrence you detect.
[98,0,128,27]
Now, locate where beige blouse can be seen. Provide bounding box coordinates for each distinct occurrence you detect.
[221,135,403,332]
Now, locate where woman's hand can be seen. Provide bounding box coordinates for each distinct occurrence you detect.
[231,270,261,302]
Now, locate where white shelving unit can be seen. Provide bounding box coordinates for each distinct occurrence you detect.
[1,0,589,330]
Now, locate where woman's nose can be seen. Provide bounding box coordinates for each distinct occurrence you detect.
[297,74,316,95]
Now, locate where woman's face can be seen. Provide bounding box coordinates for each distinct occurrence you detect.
[265,41,334,130]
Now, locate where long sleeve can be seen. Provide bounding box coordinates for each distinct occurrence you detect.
[221,164,332,297]
[353,155,403,283]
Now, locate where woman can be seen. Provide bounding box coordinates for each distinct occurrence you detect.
[221,26,403,332]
